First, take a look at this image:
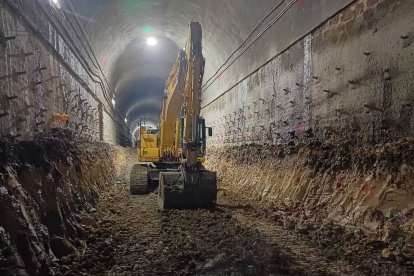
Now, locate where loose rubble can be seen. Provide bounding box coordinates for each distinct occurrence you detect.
[205,139,414,274]
[57,139,413,275]
[0,129,126,276]
[2,131,413,275]
[58,188,321,276]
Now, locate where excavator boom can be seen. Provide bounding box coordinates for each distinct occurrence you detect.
[182,22,205,168]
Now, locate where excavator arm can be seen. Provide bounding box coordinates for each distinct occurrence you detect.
[159,50,186,160]
[159,22,208,165]
[157,22,217,209]
[181,22,205,168]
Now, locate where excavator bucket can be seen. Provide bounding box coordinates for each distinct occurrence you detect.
[158,170,217,209]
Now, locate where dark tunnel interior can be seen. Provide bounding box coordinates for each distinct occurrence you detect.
[109,36,179,135]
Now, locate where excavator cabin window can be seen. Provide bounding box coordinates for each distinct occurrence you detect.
[197,118,207,157]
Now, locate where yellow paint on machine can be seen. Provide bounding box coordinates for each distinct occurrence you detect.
[138,130,159,162]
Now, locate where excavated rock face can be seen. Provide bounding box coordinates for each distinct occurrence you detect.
[206,139,414,265]
[0,129,123,275]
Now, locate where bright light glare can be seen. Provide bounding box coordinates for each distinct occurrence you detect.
[50,0,61,8]
[124,118,128,123]
[146,37,157,46]
[111,98,116,106]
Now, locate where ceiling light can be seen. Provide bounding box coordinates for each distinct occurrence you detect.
[146,37,157,46]
[50,0,61,9]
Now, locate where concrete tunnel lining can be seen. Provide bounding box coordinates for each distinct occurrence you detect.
[69,0,290,133]
[68,0,358,137]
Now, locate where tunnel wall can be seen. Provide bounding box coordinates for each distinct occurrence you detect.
[202,0,414,146]
[201,0,354,104]
[203,0,414,259]
[0,0,131,146]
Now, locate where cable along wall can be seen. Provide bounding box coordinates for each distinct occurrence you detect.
[0,0,131,145]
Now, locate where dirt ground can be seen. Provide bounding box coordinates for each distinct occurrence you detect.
[57,190,336,275]
[57,157,414,276]
[2,133,412,275]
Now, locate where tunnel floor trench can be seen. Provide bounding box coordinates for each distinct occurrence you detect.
[56,154,397,276]
[59,188,352,276]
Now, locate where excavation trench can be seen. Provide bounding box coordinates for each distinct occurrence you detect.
[1,131,414,275]
[59,139,414,276]
[55,168,414,276]
[0,129,130,276]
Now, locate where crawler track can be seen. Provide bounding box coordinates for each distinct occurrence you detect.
[129,164,148,195]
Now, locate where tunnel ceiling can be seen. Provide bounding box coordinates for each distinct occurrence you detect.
[70,0,278,133]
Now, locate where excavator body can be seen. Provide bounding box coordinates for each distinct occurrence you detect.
[130,22,217,209]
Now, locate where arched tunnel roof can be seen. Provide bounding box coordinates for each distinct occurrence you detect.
[70,0,277,135]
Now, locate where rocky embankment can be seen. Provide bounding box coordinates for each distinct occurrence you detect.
[206,139,414,272]
[0,129,127,276]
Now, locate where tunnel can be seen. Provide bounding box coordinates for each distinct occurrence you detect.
[1,0,414,275]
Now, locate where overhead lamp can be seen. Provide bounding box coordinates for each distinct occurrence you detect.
[146,37,157,46]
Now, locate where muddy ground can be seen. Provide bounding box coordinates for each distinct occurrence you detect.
[58,157,414,276]
[2,131,412,275]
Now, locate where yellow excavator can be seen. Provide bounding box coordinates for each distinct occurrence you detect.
[130,22,217,209]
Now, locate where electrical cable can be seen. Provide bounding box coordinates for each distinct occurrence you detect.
[3,0,129,135]
[33,0,129,131]
[46,5,116,111]
[202,0,286,90]
[202,0,297,94]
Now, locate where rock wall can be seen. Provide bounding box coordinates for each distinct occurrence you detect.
[206,139,414,263]
[0,129,128,275]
